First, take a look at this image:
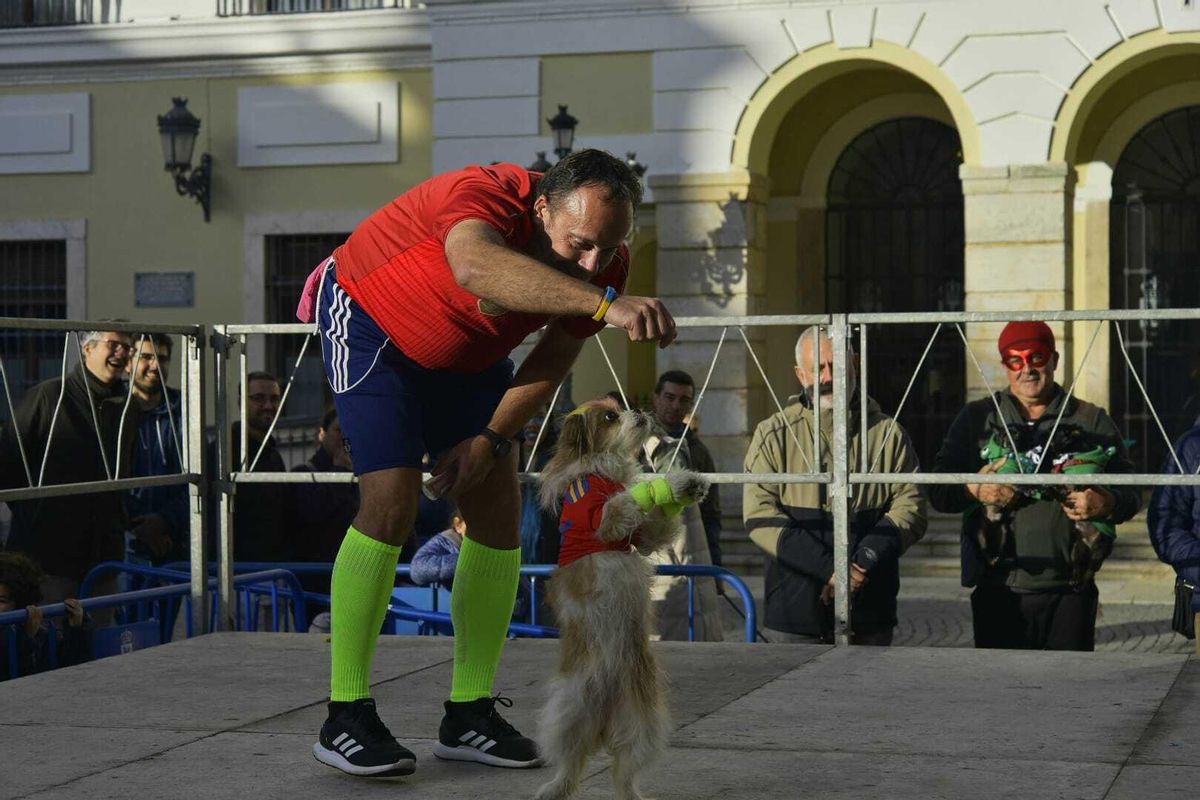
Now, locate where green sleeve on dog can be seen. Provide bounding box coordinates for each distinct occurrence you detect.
[630,481,656,512]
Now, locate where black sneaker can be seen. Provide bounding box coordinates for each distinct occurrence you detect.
[312,698,416,777]
[432,695,542,768]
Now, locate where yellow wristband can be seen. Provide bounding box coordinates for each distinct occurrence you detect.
[592,286,617,322]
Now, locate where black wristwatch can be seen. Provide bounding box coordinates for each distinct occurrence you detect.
[479,427,513,459]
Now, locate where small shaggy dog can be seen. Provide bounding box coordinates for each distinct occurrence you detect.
[534,404,709,800]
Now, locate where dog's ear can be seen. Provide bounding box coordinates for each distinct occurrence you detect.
[555,412,590,462]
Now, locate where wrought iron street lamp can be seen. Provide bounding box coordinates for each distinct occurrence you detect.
[157,97,212,222]
[547,104,578,160]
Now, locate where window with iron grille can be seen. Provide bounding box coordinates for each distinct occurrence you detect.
[826,117,966,470]
[1110,105,1200,473]
[264,233,346,425]
[0,240,68,419]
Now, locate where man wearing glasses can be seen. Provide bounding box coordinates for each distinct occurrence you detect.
[126,335,187,565]
[0,328,137,604]
[927,321,1140,650]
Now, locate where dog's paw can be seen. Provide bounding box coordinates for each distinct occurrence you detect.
[534,782,578,800]
[666,471,710,505]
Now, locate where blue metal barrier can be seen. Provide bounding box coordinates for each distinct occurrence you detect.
[166,561,758,643]
[0,567,310,680]
[79,562,308,633]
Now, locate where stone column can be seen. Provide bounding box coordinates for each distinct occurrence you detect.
[648,170,769,526]
[1071,162,1114,409]
[960,163,1074,398]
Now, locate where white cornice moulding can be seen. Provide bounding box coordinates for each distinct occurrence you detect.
[0,9,430,69]
[0,50,432,88]
[425,0,805,24]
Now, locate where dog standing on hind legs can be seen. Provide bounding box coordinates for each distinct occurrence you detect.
[535,403,709,800]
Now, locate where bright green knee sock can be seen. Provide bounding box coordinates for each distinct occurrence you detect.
[450,538,521,703]
[330,526,401,703]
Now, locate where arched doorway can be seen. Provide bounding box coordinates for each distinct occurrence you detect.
[1110,105,1200,472]
[825,117,965,467]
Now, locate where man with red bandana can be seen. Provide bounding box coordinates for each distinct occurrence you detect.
[927,321,1140,651]
[305,150,676,778]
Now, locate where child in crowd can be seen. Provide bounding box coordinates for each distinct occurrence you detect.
[410,510,467,587]
[411,512,529,620]
[0,552,94,680]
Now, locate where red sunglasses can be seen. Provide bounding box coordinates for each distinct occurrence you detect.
[1002,348,1052,372]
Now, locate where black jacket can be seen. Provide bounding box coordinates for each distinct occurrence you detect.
[291,447,358,564]
[1,369,139,581]
[928,387,1141,590]
[207,423,293,563]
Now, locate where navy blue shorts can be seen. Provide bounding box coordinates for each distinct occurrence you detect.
[316,261,513,475]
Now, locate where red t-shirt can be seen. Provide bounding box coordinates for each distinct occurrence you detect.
[557,474,639,567]
[333,163,629,373]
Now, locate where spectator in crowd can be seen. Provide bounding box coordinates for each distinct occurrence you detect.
[411,509,467,587]
[517,404,561,565]
[927,321,1139,651]
[643,370,723,641]
[0,552,94,680]
[0,327,137,602]
[646,370,723,565]
[412,511,528,619]
[209,371,293,562]
[293,408,359,611]
[126,335,188,565]
[745,327,926,645]
[1148,416,1200,640]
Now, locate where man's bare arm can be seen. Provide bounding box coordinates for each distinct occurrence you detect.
[486,321,585,440]
[444,219,676,347]
[426,321,585,499]
[444,219,604,316]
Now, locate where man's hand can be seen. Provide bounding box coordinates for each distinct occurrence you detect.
[851,564,869,593]
[967,460,1017,509]
[821,565,869,606]
[131,514,173,559]
[425,435,500,501]
[603,296,677,348]
[1063,488,1115,521]
[63,598,85,628]
[23,604,42,638]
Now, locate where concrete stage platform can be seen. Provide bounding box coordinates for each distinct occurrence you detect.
[2,634,1196,800]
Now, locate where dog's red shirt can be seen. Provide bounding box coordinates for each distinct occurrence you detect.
[557,474,639,567]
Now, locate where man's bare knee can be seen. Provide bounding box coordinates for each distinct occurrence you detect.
[354,469,421,547]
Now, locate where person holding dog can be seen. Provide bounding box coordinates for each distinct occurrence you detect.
[301,150,675,778]
[927,321,1140,650]
[744,327,926,645]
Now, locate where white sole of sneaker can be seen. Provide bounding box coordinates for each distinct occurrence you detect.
[432,742,543,769]
[312,743,416,777]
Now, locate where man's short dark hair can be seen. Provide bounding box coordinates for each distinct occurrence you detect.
[655,370,695,395]
[148,333,174,354]
[537,148,643,214]
[246,371,280,388]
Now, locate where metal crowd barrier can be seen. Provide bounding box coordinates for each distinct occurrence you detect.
[6,308,1200,653]
[216,310,1200,646]
[0,317,210,636]
[0,567,305,678]
[173,561,759,643]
